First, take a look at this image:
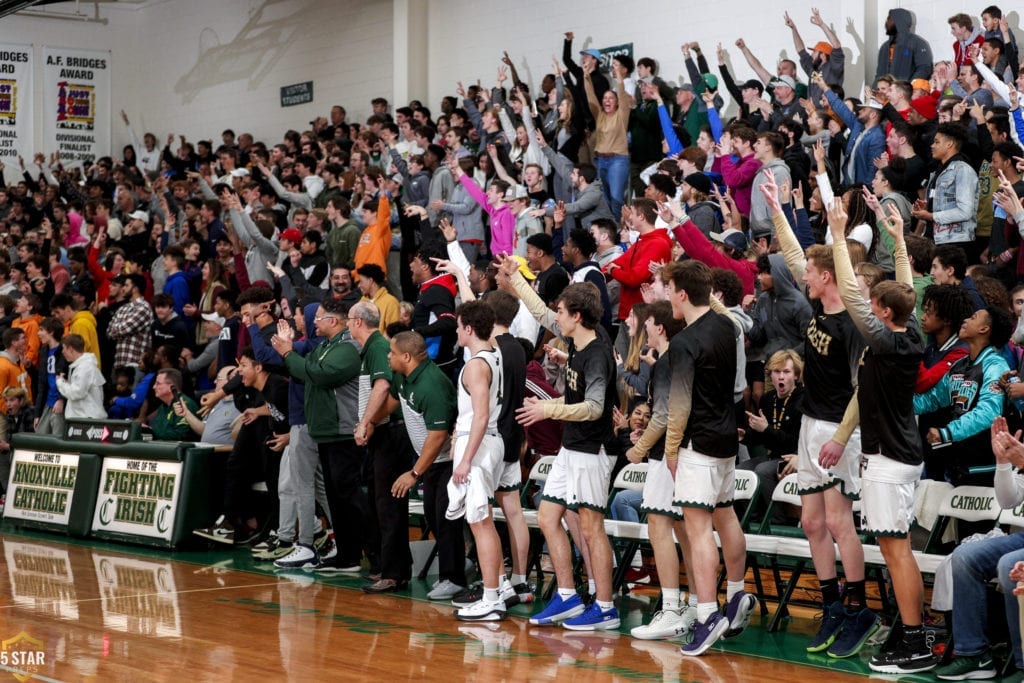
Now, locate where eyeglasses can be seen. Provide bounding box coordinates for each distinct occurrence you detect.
[314,315,340,322]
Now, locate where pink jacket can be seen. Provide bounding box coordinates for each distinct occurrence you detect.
[459,175,514,256]
[717,153,761,217]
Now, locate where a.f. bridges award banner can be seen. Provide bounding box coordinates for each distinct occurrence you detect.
[0,44,31,164]
[42,46,110,164]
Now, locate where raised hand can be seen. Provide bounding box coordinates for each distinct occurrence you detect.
[497,65,508,84]
[826,196,848,241]
[456,81,466,98]
[759,167,782,215]
[791,185,805,209]
[810,7,824,26]
[439,217,458,243]
[783,12,796,29]
[716,43,727,64]
[861,185,883,215]
[881,202,905,241]
[552,200,566,225]
[735,38,746,50]
[813,137,827,168]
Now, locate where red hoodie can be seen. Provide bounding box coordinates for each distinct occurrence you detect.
[607,228,673,320]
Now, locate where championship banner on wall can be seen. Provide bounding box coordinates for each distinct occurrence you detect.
[42,46,110,164]
[0,44,31,163]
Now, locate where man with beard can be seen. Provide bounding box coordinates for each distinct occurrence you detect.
[327,266,361,309]
[784,7,845,104]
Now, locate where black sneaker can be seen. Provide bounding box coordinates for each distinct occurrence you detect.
[193,516,235,544]
[806,601,846,653]
[452,584,483,607]
[869,629,939,674]
[827,607,880,658]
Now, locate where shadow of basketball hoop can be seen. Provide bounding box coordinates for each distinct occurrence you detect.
[173,0,318,104]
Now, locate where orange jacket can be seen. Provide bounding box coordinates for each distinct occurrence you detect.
[354,195,392,274]
[12,314,43,368]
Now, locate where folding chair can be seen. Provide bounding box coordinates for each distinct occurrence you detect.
[604,463,649,593]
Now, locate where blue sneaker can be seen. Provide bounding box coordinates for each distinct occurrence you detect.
[680,612,729,656]
[529,592,585,625]
[562,602,621,631]
[827,607,880,658]
[722,592,757,639]
[806,601,847,653]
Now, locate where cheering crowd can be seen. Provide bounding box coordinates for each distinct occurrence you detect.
[5,4,1024,675]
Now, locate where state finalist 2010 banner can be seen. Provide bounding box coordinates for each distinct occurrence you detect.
[0,44,32,163]
[42,46,110,164]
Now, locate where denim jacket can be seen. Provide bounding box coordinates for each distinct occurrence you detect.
[925,155,979,245]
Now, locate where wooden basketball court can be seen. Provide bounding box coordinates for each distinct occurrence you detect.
[0,528,927,681]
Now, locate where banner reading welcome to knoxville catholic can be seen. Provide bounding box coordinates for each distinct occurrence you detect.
[0,44,32,164]
[42,46,110,165]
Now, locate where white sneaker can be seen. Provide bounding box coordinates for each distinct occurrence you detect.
[454,598,507,622]
[427,579,464,601]
[273,543,319,569]
[499,579,520,608]
[630,609,693,640]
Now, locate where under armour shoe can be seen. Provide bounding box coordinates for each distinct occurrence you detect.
[562,602,621,631]
[499,580,521,608]
[868,629,939,674]
[455,598,507,622]
[273,543,319,569]
[934,651,997,680]
[452,584,484,607]
[806,601,848,653]
[722,592,757,639]
[630,608,693,640]
[827,607,881,658]
[529,592,585,625]
[680,612,729,656]
[511,582,535,605]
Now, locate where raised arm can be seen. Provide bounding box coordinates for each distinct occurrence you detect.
[810,7,842,49]
[761,170,807,284]
[828,198,887,342]
[583,70,601,121]
[736,38,773,85]
[784,12,807,55]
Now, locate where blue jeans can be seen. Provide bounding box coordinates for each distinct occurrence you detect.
[950,531,1024,666]
[596,154,629,219]
[610,489,642,522]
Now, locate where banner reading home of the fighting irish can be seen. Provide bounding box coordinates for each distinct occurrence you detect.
[0,44,31,163]
[42,46,110,164]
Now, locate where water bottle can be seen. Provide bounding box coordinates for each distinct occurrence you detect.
[1009,376,1024,412]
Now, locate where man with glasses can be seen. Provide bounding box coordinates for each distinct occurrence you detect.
[272,298,366,571]
[174,365,241,446]
[351,301,414,593]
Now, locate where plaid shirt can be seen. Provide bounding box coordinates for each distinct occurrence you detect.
[107,297,154,369]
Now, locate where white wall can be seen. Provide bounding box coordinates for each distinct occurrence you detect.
[0,0,1019,169]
